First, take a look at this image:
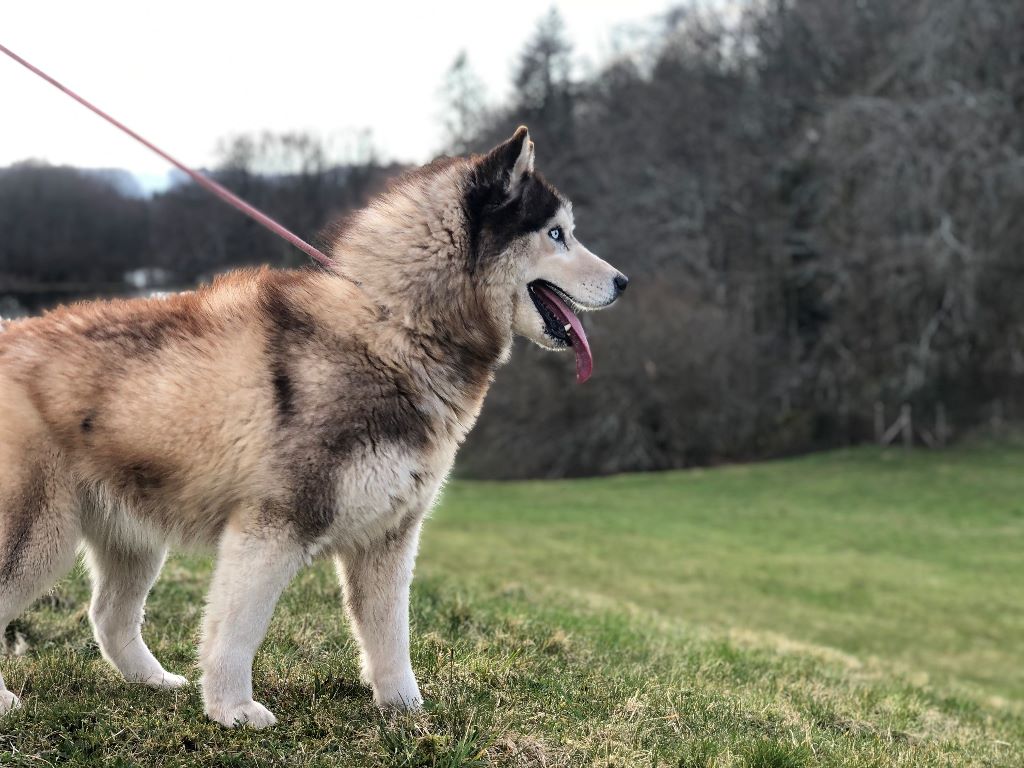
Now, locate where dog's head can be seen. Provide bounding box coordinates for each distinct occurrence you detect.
[464,127,627,382]
[330,127,626,382]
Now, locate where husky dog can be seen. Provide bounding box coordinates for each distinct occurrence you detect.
[0,127,627,727]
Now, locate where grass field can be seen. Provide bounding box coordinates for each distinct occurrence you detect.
[2,445,1023,766]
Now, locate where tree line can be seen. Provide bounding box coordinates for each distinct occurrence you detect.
[451,0,1024,477]
[2,0,1023,477]
[0,133,398,309]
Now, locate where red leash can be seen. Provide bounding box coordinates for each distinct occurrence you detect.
[0,41,336,270]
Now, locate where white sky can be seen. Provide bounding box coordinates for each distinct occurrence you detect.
[1,1,677,185]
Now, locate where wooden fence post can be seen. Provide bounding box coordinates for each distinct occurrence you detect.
[874,402,884,444]
[901,404,913,449]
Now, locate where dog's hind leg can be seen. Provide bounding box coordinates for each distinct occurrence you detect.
[0,457,81,715]
[83,537,187,689]
[199,522,305,728]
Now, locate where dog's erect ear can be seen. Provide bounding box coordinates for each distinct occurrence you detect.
[509,126,535,187]
[480,126,535,196]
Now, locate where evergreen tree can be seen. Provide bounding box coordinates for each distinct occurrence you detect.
[439,51,486,154]
[512,8,575,142]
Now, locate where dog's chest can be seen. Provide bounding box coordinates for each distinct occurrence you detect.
[319,439,457,551]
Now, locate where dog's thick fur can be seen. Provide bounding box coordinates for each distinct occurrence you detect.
[0,128,625,727]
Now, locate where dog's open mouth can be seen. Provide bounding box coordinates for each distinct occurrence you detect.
[528,280,593,383]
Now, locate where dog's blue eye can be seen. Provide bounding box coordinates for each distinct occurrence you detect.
[548,227,562,241]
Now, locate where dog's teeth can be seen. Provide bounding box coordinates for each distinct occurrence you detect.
[563,323,571,333]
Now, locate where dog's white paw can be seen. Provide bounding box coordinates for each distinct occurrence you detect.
[206,700,277,729]
[373,672,423,711]
[143,671,189,690]
[0,690,21,715]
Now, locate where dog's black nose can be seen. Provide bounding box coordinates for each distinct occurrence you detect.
[614,273,629,294]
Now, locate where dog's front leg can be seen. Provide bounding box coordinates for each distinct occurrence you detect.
[200,525,305,728]
[336,517,423,710]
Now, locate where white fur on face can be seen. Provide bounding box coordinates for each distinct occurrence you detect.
[512,205,624,350]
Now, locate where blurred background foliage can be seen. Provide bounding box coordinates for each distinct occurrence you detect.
[2,0,1023,478]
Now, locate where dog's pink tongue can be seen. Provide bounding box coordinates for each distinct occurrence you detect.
[533,284,593,383]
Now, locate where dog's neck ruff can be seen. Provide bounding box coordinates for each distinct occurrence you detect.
[0,42,349,279]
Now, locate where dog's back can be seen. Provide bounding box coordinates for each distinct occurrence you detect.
[4,271,263,544]
[0,267,391,547]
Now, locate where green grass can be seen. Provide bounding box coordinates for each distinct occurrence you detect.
[3,445,1023,766]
